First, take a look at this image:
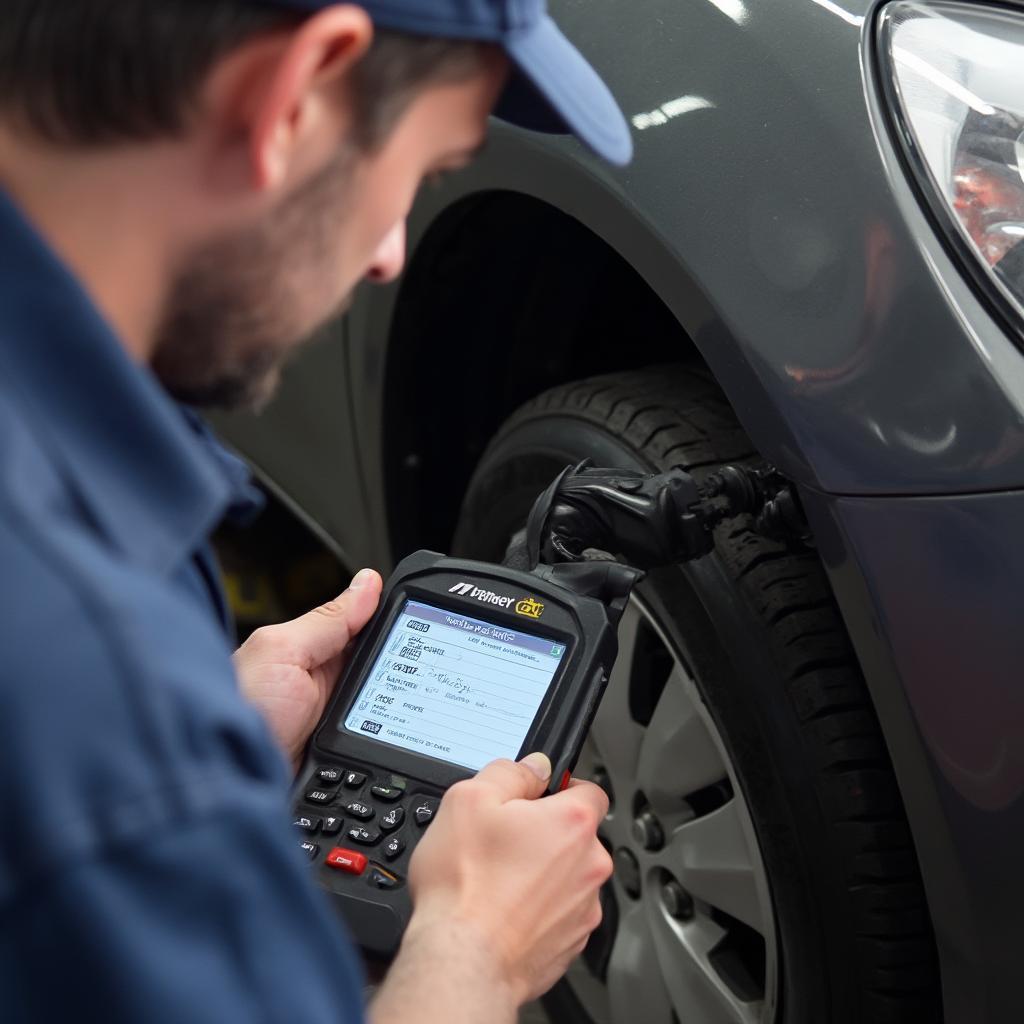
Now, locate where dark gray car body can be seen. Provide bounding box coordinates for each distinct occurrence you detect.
[216,1,1024,1019]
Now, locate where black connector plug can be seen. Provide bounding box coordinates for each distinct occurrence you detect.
[506,460,810,576]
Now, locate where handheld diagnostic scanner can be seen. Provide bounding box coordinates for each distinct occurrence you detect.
[291,550,637,958]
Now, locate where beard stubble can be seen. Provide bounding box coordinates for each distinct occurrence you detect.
[152,147,356,411]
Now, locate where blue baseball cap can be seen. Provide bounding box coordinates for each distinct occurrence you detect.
[265,0,633,166]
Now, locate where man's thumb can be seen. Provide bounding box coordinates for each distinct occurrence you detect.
[475,753,552,802]
[290,568,382,668]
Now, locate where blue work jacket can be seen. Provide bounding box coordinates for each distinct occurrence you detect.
[0,191,365,1021]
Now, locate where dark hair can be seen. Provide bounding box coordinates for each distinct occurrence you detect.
[0,0,488,148]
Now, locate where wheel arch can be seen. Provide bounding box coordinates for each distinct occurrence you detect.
[380,172,805,560]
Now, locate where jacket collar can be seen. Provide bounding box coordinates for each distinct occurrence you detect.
[0,189,252,574]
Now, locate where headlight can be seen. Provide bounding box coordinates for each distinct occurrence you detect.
[879,1,1024,330]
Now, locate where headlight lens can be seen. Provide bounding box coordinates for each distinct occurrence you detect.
[880,1,1024,326]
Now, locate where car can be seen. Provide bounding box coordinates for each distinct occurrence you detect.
[214,1,1024,1022]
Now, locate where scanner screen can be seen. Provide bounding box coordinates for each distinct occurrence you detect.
[341,600,567,772]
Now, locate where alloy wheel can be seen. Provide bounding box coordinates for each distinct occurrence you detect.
[565,596,779,1024]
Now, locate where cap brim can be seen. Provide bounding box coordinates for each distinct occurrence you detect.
[494,17,633,167]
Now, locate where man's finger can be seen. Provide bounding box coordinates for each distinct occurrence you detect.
[474,753,552,803]
[558,778,610,822]
[288,568,382,668]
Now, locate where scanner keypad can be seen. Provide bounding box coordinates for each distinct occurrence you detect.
[294,764,438,892]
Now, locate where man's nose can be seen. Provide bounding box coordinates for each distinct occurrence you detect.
[365,222,406,284]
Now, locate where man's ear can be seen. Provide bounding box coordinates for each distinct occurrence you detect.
[205,5,374,195]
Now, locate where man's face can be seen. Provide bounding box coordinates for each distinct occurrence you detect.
[152,52,507,410]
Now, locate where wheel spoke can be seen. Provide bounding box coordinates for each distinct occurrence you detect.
[588,601,645,788]
[665,800,766,934]
[637,665,728,816]
[606,901,674,1024]
[648,908,757,1024]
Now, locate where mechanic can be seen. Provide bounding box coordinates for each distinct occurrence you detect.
[0,2,633,1022]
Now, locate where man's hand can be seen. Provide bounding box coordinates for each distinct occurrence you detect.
[371,753,613,1024]
[233,569,382,770]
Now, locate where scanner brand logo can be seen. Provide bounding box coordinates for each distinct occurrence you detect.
[448,582,515,609]
[447,582,546,618]
[515,597,545,619]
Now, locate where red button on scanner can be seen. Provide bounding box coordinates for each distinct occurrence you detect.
[325,848,368,875]
[558,770,571,793]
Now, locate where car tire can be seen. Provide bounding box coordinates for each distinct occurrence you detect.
[452,365,941,1024]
